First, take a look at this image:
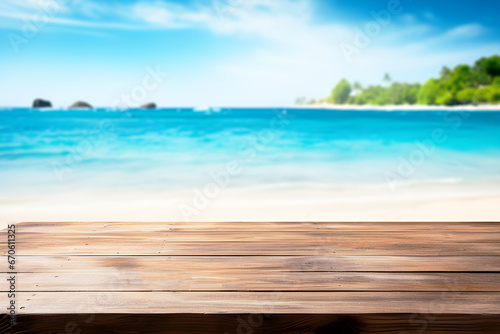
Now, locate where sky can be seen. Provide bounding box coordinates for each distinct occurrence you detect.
[0,0,499,107]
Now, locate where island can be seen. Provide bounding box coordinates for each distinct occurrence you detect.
[297,55,500,106]
[69,101,93,109]
[32,98,52,108]
[140,102,157,109]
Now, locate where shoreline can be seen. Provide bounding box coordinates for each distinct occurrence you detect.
[298,103,500,111]
[1,104,500,111]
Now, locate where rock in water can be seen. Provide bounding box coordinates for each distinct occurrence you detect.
[140,102,157,109]
[33,98,52,108]
[69,101,93,109]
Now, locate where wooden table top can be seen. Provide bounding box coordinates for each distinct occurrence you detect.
[2,221,500,317]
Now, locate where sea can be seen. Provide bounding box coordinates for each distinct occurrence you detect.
[1,107,500,201]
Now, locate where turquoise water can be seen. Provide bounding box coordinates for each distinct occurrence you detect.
[1,108,500,198]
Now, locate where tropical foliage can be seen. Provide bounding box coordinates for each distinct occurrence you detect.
[307,55,500,106]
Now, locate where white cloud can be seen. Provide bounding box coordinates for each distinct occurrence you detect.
[0,9,143,30]
[443,23,487,39]
[133,3,177,26]
[129,1,210,28]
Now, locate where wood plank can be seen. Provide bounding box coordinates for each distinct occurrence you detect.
[13,291,500,314]
[5,239,500,255]
[6,224,499,257]
[3,254,498,291]
[2,272,499,292]
[11,230,500,242]
[4,255,500,272]
[9,221,500,232]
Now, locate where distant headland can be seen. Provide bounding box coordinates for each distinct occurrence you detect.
[296,55,500,107]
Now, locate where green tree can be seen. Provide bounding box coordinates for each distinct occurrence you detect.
[327,79,352,104]
[418,65,475,105]
[456,88,478,104]
[322,55,500,106]
[476,86,500,103]
[447,65,475,93]
[352,82,363,95]
[402,83,421,104]
[473,55,500,79]
[417,79,442,105]
[440,66,452,80]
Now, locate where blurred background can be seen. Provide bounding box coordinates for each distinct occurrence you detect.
[1,0,499,226]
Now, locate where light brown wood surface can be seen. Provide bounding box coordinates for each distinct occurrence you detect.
[1,221,500,333]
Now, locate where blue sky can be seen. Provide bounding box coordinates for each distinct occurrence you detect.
[1,0,499,107]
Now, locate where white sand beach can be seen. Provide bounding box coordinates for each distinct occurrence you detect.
[301,103,500,111]
[2,181,499,230]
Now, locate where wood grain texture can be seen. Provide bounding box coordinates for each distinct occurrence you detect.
[3,272,500,292]
[4,255,500,272]
[3,224,498,254]
[14,291,500,314]
[5,231,500,255]
[9,221,500,232]
[1,221,499,332]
